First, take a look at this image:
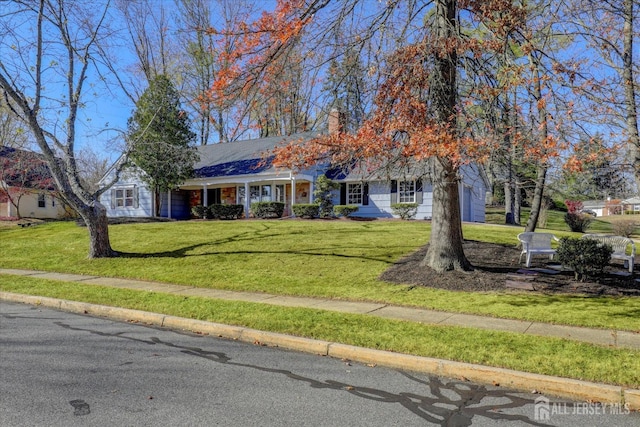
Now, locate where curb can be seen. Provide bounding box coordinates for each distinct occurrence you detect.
[2,291,638,410]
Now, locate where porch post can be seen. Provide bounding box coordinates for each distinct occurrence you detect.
[244,182,250,218]
[203,184,208,206]
[167,190,172,219]
[291,176,296,217]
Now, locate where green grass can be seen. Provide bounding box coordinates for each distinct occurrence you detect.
[2,275,638,387]
[1,219,639,331]
[484,206,620,234]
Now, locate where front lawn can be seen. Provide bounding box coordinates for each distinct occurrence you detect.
[1,219,638,331]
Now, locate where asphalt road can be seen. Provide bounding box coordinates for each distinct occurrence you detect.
[1,301,638,426]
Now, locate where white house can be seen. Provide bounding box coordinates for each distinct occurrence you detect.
[100,133,488,222]
[0,146,67,219]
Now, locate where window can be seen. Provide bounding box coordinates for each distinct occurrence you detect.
[398,181,416,203]
[347,183,363,205]
[275,185,285,203]
[114,188,135,208]
[261,185,272,202]
[249,185,260,203]
[37,194,46,208]
[237,186,246,204]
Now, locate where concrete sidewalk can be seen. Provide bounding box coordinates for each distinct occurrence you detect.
[2,267,640,409]
[1,268,638,350]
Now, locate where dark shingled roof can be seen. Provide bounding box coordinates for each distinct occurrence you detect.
[0,146,55,190]
[193,132,317,178]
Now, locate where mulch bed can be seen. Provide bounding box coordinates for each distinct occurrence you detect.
[380,240,640,296]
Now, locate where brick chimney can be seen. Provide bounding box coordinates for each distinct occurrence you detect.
[327,108,345,134]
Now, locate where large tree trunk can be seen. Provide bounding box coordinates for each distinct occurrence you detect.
[82,204,116,258]
[622,0,640,191]
[422,159,471,271]
[420,0,471,272]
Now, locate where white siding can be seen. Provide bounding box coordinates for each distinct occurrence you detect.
[99,167,154,217]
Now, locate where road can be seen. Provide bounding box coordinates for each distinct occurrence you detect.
[1,301,637,426]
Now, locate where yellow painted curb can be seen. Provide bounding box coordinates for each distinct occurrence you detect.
[163,315,244,340]
[240,329,331,355]
[2,292,638,410]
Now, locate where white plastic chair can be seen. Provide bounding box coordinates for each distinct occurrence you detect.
[517,232,559,268]
[581,234,635,273]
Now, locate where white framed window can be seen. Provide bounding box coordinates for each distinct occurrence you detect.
[249,185,260,203]
[111,187,137,209]
[398,181,416,203]
[261,185,272,202]
[347,183,363,205]
[237,186,246,204]
[37,194,46,208]
[275,185,285,203]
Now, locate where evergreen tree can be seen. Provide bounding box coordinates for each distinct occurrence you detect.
[127,74,198,215]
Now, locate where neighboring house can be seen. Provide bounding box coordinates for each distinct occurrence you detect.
[582,200,607,217]
[621,196,640,214]
[100,132,487,222]
[0,146,66,219]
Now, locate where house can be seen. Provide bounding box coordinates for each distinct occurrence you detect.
[621,196,640,214]
[0,146,67,219]
[100,133,324,219]
[100,132,487,222]
[582,200,607,217]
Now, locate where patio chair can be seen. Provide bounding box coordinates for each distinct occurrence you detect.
[517,232,559,268]
[581,234,635,273]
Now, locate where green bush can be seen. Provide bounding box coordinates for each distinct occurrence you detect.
[391,203,419,220]
[313,174,340,218]
[209,204,244,220]
[251,202,285,219]
[292,204,319,219]
[556,237,613,282]
[191,204,209,219]
[564,213,592,232]
[333,205,359,218]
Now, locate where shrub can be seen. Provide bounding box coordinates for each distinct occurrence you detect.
[564,212,593,232]
[556,237,613,282]
[292,204,319,219]
[333,205,359,218]
[209,204,244,220]
[251,202,285,219]
[313,174,340,218]
[391,203,418,220]
[612,220,640,238]
[191,204,209,219]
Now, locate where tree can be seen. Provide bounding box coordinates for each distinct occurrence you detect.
[0,0,120,257]
[126,74,198,216]
[261,1,527,271]
[569,0,640,192]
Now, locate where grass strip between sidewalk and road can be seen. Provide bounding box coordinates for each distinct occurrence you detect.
[2,275,638,388]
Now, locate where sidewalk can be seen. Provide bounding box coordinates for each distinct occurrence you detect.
[1,268,638,350]
[2,267,640,409]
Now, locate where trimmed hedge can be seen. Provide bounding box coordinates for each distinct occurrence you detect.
[333,205,359,218]
[391,203,418,220]
[191,205,209,219]
[209,204,244,220]
[292,204,319,219]
[251,202,285,219]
